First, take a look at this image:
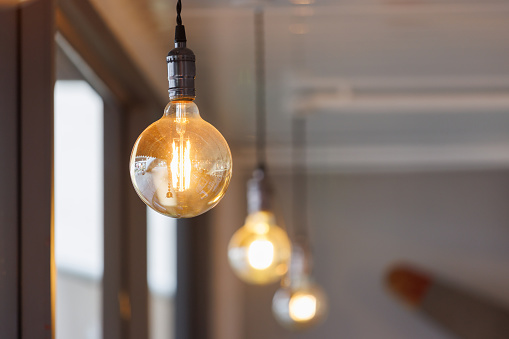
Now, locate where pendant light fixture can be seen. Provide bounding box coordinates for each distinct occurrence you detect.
[227,9,291,285]
[272,117,328,330]
[130,0,232,218]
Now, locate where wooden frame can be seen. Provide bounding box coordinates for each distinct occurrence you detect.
[56,0,162,337]
[0,7,22,339]
[176,216,212,339]
[0,1,54,338]
[1,1,214,338]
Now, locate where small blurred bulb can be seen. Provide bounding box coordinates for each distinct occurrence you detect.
[228,167,291,284]
[289,292,317,321]
[272,244,328,330]
[272,278,328,330]
[228,211,292,284]
[247,239,275,270]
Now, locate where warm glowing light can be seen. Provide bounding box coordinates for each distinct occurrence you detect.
[290,0,315,4]
[253,221,270,235]
[170,138,191,192]
[228,211,291,284]
[272,279,328,330]
[130,100,232,218]
[247,239,274,270]
[289,293,317,321]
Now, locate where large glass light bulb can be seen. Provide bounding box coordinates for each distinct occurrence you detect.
[130,26,232,218]
[272,278,328,330]
[130,100,232,218]
[228,211,291,284]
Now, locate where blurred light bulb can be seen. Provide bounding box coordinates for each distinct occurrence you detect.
[130,37,232,218]
[248,239,274,270]
[228,211,291,284]
[272,243,328,330]
[272,279,328,330]
[289,292,316,321]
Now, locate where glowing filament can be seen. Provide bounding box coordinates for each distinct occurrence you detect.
[170,138,192,192]
[247,239,274,270]
[289,293,317,322]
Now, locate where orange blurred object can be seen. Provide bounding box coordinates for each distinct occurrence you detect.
[386,264,509,339]
[387,265,432,307]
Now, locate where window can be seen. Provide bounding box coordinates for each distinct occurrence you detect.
[147,207,177,339]
[54,80,104,339]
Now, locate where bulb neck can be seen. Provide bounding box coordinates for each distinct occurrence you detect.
[286,241,313,286]
[170,97,195,103]
[247,166,274,214]
[163,100,200,119]
[167,33,196,101]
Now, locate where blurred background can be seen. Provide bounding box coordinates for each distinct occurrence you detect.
[3,0,509,338]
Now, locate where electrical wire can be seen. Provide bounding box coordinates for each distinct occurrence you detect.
[254,9,267,168]
[174,0,187,43]
[176,0,182,26]
[292,117,309,243]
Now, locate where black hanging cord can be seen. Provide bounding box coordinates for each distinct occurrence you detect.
[292,117,309,242]
[254,9,267,168]
[176,0,182,25]
[174,0,187,42]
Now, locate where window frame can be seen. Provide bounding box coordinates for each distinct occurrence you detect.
[56,0,162,337]
[0,0,214,338]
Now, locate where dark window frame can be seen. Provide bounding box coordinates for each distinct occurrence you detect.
[56,0,161,337]
[0,1,213,338]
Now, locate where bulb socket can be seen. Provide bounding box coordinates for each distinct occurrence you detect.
[167,35,196,100]
[287,241,313,285]
[247,166,273,214]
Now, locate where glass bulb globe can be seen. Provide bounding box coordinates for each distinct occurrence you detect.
[130,100,232,218]
[272,278,328,330]
[228,211,291,284]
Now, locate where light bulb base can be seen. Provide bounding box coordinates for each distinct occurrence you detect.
[167,32,196,101]
[247,166,273,214]
[287,242,313,285]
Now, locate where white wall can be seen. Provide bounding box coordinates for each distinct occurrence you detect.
[221,169,509,339]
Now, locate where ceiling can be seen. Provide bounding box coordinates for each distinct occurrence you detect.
[89,0,509,172]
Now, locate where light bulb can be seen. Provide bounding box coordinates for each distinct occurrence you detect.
[228,210,291,284]
[272,242,328,330]
[272,278,328,330]
[130,27,232,218]
[247,239,274,269]
[130,100,231,218]
[228,168,291,284]
[289,292,317,321]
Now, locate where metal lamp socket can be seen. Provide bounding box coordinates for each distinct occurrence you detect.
[167,41,196,100]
